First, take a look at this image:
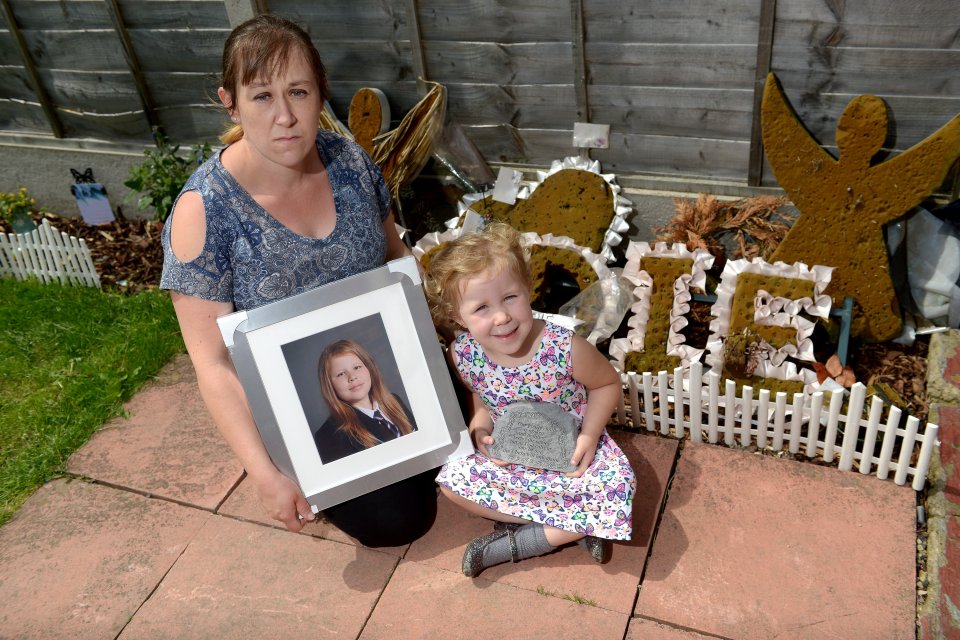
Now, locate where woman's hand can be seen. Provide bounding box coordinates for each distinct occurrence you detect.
[564,432,600,478]
[253,468,316,532]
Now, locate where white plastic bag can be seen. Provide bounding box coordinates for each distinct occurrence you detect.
[558,273,634,344]
[905,206,960,327]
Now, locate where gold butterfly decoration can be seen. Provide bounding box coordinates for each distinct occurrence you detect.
[320,81,446,206]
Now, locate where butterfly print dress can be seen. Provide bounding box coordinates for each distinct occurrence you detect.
[436,322,635,540]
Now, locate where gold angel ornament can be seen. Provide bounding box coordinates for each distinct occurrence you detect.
[762,72,960,342]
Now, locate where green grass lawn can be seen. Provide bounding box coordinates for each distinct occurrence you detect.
[0,279,185,525]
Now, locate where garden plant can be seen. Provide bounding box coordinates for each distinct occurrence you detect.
[123,128,212,222]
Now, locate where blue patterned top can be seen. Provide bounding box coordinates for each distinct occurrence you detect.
[160,130,391,310]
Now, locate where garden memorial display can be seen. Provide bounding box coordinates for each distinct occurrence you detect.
[2,72,953,489]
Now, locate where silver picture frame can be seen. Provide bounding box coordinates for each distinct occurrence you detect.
[217,257,472,512]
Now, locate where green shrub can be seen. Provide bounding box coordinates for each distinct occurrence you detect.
[124,129,212,222]
[0,187,38,225]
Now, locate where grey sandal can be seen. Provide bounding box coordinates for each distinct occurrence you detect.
[462,527,520,577]
[493,521,525,534]
[582,535,612,564]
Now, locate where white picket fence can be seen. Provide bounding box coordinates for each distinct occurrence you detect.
[0,218,100,287]
[613,362,939,491]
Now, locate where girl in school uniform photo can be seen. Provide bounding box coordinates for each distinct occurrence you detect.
[313,339,417,464]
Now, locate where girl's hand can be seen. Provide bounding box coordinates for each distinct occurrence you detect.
[473,429,509,466]
[564,432,600,478]
[253,469,316,532]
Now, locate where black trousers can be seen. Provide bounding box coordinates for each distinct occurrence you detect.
[323,467,440,547]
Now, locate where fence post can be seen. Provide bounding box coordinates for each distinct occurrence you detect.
[740,386,753,447]
[859,396,885,474]
[876,405,902,480]
[913,423,940,491]
[689,362,703,443]
[673,366,685,439]
[788,392,804,454]
[838,384,867,471]
[805,392,824,457]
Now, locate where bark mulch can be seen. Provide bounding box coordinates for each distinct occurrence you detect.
[3,211,928,419]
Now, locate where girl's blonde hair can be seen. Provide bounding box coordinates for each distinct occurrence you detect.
[318,339,414,449]
[218,15,328,145]
[423,222,531,331]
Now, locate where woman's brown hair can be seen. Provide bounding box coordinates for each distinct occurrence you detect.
[318,339,414,449]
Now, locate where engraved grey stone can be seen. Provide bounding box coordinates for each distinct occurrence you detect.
[487,401,579,472]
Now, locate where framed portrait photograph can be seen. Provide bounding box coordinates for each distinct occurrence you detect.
[217,257,473,512]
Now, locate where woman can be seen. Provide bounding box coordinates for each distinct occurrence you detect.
[160,15,437,546]
[314,339,417,464]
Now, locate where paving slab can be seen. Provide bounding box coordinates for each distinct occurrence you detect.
[626,617,716,639]
[360,559,630,639]
[635,440,917,639]
[68,353,244,509]
[119,515,399,640]
[218,473,410,556]
[404,431,678,614]
[0,478,209,640]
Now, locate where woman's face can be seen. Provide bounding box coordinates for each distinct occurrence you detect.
[327,353,372,407]
[219,51,322,168]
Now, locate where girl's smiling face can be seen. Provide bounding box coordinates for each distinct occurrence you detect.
[455,267,538,363]
[327,353,372,407]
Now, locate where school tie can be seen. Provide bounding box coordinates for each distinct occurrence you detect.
[373,409,401,439]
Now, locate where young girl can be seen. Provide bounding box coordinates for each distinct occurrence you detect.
[314,339,417,464]
[424,222,635,577]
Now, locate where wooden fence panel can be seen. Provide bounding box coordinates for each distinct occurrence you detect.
[0,104,47,133]
[415,0,572,43]
[155,105,226,143]
[141,71,219,110]
[9,0,224,29]
[270,0,407,40]
[446,84,576,129]
[8,0,111,28]
[57,110,152,141]
[117,0,227,29]
[0,0,957,188]
[0,26,22,65]
[456,124,573,165]
[774,0,960,49]
[16,28,127,72]
[0,66,34,101]
[422,42,574,85]
[595,133,750,179]
[125,29,227,73]
[587,43,757,90]
[588,86,754,141]
[583,0,760,44]
[38,69,142,112]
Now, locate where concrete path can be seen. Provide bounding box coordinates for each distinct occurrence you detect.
[0,353,926,639]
